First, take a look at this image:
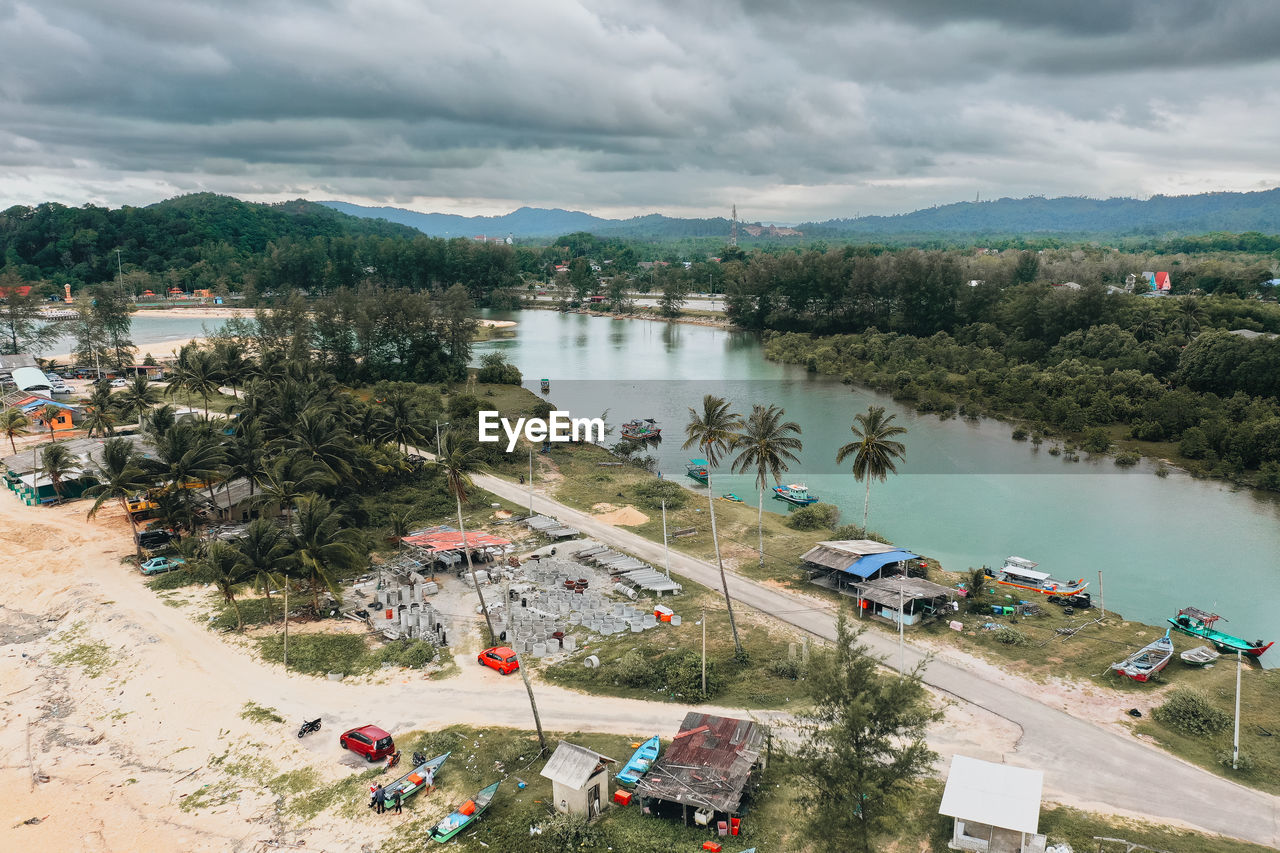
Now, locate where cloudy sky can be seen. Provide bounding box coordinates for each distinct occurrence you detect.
[2,0,1278,222]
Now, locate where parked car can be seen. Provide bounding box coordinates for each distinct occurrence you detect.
[139,556,185,575]
[109,378,128,388]
[339,725,395,762]
[137,529,174,549]
[50,384,72,395]
[477,646,520,675]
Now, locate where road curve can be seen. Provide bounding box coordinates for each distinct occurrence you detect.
[471,468,1280,847]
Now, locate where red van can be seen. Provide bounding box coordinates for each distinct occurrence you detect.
[339,725,395,762]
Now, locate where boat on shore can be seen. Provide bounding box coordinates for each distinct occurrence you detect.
[992,556,1088,597]
[616,735,660,788]
[686,458,709,484]
[620,418,661,440]
[1111,630,1174,682]
[772,483,818,506]
[720,493,743,503]
[429,780,500,842]
[540,378,550,393]
[381,751,449,802]
[1180,646,1221,667]
[1167,607,1273,658]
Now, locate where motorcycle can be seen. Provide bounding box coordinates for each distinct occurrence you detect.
[297,718,322,738]
[387,750,402,769]
[412,751,427,766]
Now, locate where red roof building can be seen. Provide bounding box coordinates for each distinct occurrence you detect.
[400,530,512,553]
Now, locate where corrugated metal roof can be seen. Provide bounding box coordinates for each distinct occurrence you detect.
[635,713,766,814]
[540,741,614,789]
[801,539,898,572]
[853,575,958,608]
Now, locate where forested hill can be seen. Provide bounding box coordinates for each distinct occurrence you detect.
[0,194,419,284]
[800,189,1280,238]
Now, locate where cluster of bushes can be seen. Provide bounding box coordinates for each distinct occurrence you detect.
[612,648,721,699]
[631,478,689,511]
[786,502,841,530]
[1152,688,1231,737]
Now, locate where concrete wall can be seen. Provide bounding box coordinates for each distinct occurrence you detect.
[552,768,610,818]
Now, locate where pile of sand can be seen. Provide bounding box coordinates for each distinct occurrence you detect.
[590,503,649,526]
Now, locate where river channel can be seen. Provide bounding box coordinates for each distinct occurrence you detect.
[477,309,1280,659]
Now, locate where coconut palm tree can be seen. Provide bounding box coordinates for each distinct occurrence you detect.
[224,422,266,497]
[683,394,745,655]
[836,405,908,529]
[437,429,497,644]
[80,404,118,438]
[167,345,223,417]
[377,390,425,455]
[1,407,29,454]
[144,403,178,440]
[1176,298,1206,337]
[732,404,804,567]
[288,495,363,615]
[116,374,161,429]
[83,437,153,558]
[278,408,354,481]
[40,442,79,502]
[38,403,63,442]
[214,340,251,399]
[251,452,329,520]
[195,541,251,631]
[236,517,291,622]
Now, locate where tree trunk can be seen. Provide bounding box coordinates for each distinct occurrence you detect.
[863,473,871,529]
[515,649,547,755]
[757,485,765,567]
[705,471,742,655]
[282,582,289,667]
[459,493,496,644]
[231,595,242,631]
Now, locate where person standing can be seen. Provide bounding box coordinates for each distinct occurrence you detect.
[373,785,386,814]
[392,790,402,814]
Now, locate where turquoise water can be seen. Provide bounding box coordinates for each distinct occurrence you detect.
[477,310,1280,658]
[46,313,226,359]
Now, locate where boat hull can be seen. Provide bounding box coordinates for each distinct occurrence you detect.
[616,735,660,788]
[1168,617,1272,658]
[429,781,499,843]
[382,752,449,802]
[1111,635,1174,683]
[772,489,818,506]
[996,577,1088,597]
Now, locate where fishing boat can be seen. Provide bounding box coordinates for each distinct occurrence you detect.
[772,483,818,506]
[1180,646,1221,667]
[686,458,709,484]
[992,556,1088,597]
[616,735,660,787]
[620,418,662,440]
[1110,630,1175,682]
[429,780,500,843]
[720,493,743,503]
[540,378,550,393]
[381,751,449,802]
[1167,607,1273,659]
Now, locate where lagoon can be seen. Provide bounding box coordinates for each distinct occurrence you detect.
[477,309,1280,661]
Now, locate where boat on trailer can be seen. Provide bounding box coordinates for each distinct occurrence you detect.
[381,751,449,802]
[992,556,1088,597]
[1111,630,1174,682]
[1180,646,1221,667]
[615,735,660,787]
[1167,607,1273,658]
[772,483,818,506]
[620,418,662,440]
[686,458,709,484]
[429,780,500,843]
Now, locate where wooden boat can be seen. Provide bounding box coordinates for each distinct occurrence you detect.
[1168,607,1273,659]
[1180,646,1221,667]
[620,418,662,440]
[772,483,818,506]
[615,735,660,787]
[429,780,500,843]
[720,493,743,503]
[381,751,449,802]
[993,556,1088,597]
[1111,630,1174,682]
[686,458,709,484]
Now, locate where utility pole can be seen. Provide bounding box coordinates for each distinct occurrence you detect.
[898,580,905,676]
[701,606,707,697]
[116,248,123,287]
[1232,650,1242,770]
[434,420,449,457]
[528,447,534,516]
[1098,570,1105,618]
[661,498,670,579]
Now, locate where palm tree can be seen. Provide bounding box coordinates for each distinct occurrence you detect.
[288,495,363,615]
[437,429,497,644]
[236,517,291,622]
[144,403,178,440]
[215,340,251,399]
[1176,298,1206,337]
[195,541,251,630]
[116,374,161,429]
[279,409,354,481]
[224,423,266,497]
[40,442,79,502]
[1,407,29,454]
[83,438,153,558]
[683,394,745,655]
[377,390,425,455]
[836,405,908,529]
[38,403,63,442]
[167,345,223,417]
[251,452,329,520]
[732,404,804,567]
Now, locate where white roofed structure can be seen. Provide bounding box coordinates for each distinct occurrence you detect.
[938,755,1046,852]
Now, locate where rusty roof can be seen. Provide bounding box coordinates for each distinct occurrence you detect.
[634,713,765,815]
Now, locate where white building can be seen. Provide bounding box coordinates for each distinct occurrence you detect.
[938,755,1046,852]
[540,741,615,820]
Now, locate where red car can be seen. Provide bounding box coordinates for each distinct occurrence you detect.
[477,646,520,675]
[339,725,395,762]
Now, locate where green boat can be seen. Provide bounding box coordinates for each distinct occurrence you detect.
[1168,607,1272,659]
[685,458,709,484]
[381,751,449,803]
[429,780,500,842]
[720,493,743,503]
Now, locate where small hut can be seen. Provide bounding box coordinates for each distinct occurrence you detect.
[938,755,1046,852]
[540,741,615,819]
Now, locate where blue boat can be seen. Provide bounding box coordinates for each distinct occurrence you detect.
[615,735,660,787]
[685,458,709,484]
[772,483,818,506]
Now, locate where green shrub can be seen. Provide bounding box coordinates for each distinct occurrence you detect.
[994,628,1029,646]
[614,649,658,688]
[1082,428,1111,454]
[372,639,439,669]
[786,502,840,530]
[1152,688,1231,737]
[661,649,720,698]
[769,656,804,680]
[1217,749,1254,773]
[1011,427,1029,441]
[258,634,370,676]
[632,478,689,511]
[1114,451,1141,467]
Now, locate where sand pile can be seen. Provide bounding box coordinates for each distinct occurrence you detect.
[590,503,649,526]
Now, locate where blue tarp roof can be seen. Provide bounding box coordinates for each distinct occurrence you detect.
[840,549,919,578]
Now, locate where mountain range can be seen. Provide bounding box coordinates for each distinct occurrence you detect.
[321,188,1280,241]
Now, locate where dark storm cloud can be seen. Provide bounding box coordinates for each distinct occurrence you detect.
[0,0,1277,220]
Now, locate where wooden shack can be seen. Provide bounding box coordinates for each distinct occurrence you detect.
[540,741,615,820]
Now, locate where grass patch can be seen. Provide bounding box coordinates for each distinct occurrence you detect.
[211,594,280,631]
[1039,804,1279,853]
[256,633,449,678]
[146,568,202,590]
[49,622,116,678]
[240,701,285,725]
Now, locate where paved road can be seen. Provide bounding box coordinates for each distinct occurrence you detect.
[474,469,1280,847]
